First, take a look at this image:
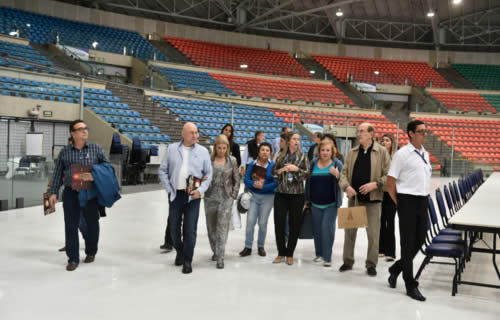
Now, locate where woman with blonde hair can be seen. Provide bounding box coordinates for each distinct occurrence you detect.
[305,139,343,267]
[378,134,397,261]
[204,134,240,269]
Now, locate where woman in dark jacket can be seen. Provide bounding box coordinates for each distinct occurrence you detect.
[221,123,241,167]
[272,132,309,266]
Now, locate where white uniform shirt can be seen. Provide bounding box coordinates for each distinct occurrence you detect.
[388,142,432,196]
[177,145,192,189]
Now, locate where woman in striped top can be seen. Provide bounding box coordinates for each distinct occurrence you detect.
[305,139,343,267]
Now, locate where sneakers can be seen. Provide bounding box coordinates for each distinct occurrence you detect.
[323,261,332,267]
[313,256,324,263]
[385,256,395,262]
[339,264,353,272]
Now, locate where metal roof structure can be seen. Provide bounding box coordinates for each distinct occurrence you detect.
[56,0,500,51]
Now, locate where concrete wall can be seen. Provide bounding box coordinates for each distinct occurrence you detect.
[0,34,29,45]
[0,95,79,121]
[409,112,500,122]
[0,68,106,89]
[4,0,500,67]
[84,108,132,154]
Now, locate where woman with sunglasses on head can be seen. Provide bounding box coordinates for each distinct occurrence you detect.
[272,132,309,266]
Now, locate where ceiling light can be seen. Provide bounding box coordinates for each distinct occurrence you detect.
[240,64,248,69]
[374,71,380,75]
[452,0,462,4]
[92,41,98,49]
[427,11,435,18]
[26,23,31,28]
[8,31,18,36]
[310,70,316,74]
[336,9,343,17]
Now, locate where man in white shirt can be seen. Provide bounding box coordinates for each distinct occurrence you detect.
[158,122,212,274]
[386,120,432,302]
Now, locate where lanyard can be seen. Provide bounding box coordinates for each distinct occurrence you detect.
[414,150,428,165]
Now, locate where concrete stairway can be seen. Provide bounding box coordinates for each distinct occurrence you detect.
[32,43,88,75]
[106,82,211,146]
[296,58,371,108]
[150,40,193,65]
[435,68,476,89]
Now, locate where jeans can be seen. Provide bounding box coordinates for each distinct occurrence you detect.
[168,190,201,263]
[62,188,100,263]
[244,193,275,249]
[163,219,173,247]
[311,205,338,262]
[274,193,305,257]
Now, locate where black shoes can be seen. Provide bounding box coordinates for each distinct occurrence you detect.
[239,248,251,257]
[83,255,95,263]
[211,254,217,261]
[339,264,353,272]
[182,262,192,274]
[66,262,79,271]
[216,260,224,269]
[407,287,426,302]
[367,267,377,276]
[58,246,66,252]
[388,273,398,288]
[258,247,266,257]
[160,244,173,253]
[175,253,184,266]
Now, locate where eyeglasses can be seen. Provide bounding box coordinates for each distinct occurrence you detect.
[415,129,428,135]
[72,127,89,132]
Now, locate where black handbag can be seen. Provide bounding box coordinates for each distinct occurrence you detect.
[299,207,313,239]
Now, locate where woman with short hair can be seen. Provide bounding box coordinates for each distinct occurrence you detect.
[204,134,240,269]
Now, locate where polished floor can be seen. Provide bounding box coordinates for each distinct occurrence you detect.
[0,178,499,320]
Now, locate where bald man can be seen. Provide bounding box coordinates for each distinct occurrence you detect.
[338,122,390,277]
[159,122,212,274]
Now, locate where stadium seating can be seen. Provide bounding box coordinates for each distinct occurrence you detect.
[0,75,170,146]
[164,36,310,78]
[210,73,353,105]
[428,91,496,114]
[312,55,452,88]
[153,66,234,95]
[416,117,500,164]
[151,95,313,152]
[0,7,167,61]
[479,94,500,113]
[452,64,500,90]
[0,39,54,72]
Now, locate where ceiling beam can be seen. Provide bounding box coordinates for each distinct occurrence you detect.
[319,0,341,41]
[247,0,368,28]
[426,0,440,48]
[104,2,234,26]
[239,0,296,28]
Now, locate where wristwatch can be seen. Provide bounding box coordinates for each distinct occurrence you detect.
[376,181,382,188]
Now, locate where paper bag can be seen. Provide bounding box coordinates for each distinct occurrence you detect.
[230,201,241,230]
[338,199,368,229]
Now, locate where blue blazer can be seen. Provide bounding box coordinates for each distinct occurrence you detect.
[244,159,278,195]
[79,163,121,208]
[305,158,343,208]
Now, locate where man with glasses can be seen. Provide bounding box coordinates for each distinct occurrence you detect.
[386,120,431,302]
[49,119,109,271]
[339,122,391,277]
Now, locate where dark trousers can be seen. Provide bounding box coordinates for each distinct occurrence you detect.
[274,193,305,257]
[389,194,428,290]
[379,192,397,258]
[168,190,201,263]
[62,188,100,263]
[163,219,173,247]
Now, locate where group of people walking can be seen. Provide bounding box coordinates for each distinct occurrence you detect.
[50,117,432,302]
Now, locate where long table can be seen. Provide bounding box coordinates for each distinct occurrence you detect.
[449,172,500,289]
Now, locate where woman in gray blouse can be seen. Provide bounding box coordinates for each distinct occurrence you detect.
[204,134,240,269]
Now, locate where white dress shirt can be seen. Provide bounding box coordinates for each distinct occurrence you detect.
[177,145,192,189]
[388,142,432,196]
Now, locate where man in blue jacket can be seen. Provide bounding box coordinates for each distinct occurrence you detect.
[159,122,212,274]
